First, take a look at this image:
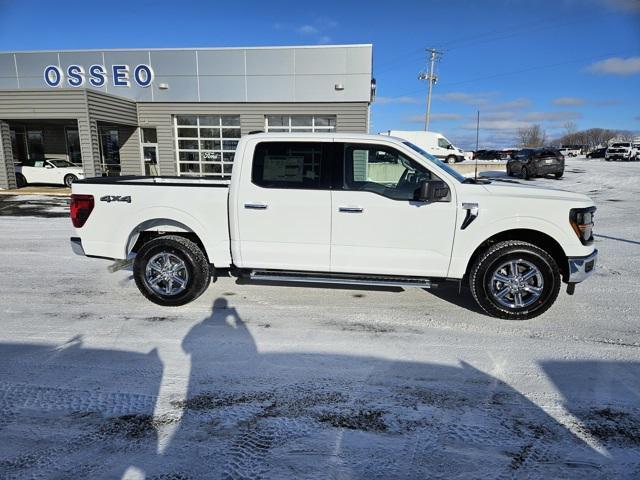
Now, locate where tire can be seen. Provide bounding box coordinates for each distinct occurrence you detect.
[133,235,211,306]
[469,240,561,320]
[15,173,27,188]
[64,174,78,188]
[506,166,512,177]
[520,166,530,180]
[445,155,457,164]
[554,171,563,179]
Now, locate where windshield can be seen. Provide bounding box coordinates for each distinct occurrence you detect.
[47,159,77,168]
[403,141,466,183]
[611,143,630,148]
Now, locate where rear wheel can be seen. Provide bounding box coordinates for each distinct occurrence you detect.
[133,235,211,306]
[15,173,27,188]
[64,174,78,188]
[469,240,561,320]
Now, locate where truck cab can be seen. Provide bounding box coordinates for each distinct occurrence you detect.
[70,133,597,320]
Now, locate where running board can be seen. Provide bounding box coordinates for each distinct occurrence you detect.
[247,270,432,288]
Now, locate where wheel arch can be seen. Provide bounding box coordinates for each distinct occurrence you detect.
[464,229,568,281]
[126,218,209,262]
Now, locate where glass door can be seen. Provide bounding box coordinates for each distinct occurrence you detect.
[10,127,28,163]
[27,130,44,161]
[65,127,82,165]
[141,128,159,176]
[99,127,120,176]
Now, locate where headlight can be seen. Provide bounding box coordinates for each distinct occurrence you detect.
[570,207,595,245]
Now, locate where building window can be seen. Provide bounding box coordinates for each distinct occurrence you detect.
[265,115,336,133]
[174,115,240,178]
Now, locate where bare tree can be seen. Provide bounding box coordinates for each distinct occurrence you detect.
[517,124,547,147]
[552,128,622,150]
[563,121,577,136]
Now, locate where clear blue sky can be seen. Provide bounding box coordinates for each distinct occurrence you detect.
[1,0,638,148]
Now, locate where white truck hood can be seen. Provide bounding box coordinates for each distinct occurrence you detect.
[478,181,593,205]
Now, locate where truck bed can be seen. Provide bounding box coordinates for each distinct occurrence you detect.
[72,176,232,265]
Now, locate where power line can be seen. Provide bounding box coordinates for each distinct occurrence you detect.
[380,48,639,101]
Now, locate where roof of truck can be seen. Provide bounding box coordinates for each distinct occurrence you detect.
[246,132,409,143]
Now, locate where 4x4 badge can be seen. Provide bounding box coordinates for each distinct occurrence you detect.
[100,195,131,203]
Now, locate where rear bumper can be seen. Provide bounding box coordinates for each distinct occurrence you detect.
[567,249,597,283]
[533,162,564,174]
[70,237,85,256]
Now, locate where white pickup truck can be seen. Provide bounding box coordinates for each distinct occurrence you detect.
[70,133,597,319]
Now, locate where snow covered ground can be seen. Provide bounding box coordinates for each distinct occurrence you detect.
[0,158,639,479]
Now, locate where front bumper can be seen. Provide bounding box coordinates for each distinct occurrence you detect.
[70,237,85,256]
[567,249,597,283]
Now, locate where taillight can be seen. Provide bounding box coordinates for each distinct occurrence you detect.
[570,207,595,245]
[70,194,94,228]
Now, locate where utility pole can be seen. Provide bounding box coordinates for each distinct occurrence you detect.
[418,48,442,131]
[475,110,480,180]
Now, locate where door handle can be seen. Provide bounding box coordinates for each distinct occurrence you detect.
[338,206,364,213]
[244,203,268,210]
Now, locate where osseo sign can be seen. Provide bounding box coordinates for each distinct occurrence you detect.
[43,64,154,88]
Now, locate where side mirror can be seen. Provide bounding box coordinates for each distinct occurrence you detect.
[45,164,53,169]
[417,180,450,202]
[447,144,454,150]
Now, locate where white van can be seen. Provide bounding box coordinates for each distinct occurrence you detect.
[382,130,469,163]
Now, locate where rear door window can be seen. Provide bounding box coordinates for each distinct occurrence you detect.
[252,142,331,189]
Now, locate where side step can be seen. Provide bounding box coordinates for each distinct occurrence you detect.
[247,270,432,289]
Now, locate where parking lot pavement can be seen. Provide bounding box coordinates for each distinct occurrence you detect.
[1,158,639,478]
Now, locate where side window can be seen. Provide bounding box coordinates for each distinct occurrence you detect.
[252,142,331,189]
[342,144,433,201]
[437,138,450,149]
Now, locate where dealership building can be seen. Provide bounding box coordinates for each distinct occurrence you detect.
[0,44,373,189]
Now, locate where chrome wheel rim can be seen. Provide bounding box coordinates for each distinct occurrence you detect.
[145,252,189,296]
[489,259,544,309]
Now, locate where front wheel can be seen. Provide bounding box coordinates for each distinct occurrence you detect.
[520,166,530,180]
[554,171,563,179]
[133,235,211,306]
[469,240,561,320]
[445,155,457,164]
[64,174,78,188]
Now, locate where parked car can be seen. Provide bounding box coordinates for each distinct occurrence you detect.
[605,142,638,161]
[16,158,85,188]
[558,145,583,157]
[382,130,468,163]
[70,133,597,320]
[473,150,508,160]
[586,148,607,159]
[506,148,565,180]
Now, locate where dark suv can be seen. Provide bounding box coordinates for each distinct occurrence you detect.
[506,148,565,180]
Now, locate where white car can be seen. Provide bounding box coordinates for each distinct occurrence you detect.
[605,142,638,161]
[69,132,597,320]
[16,158,85,188]
[558,146,582,157]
